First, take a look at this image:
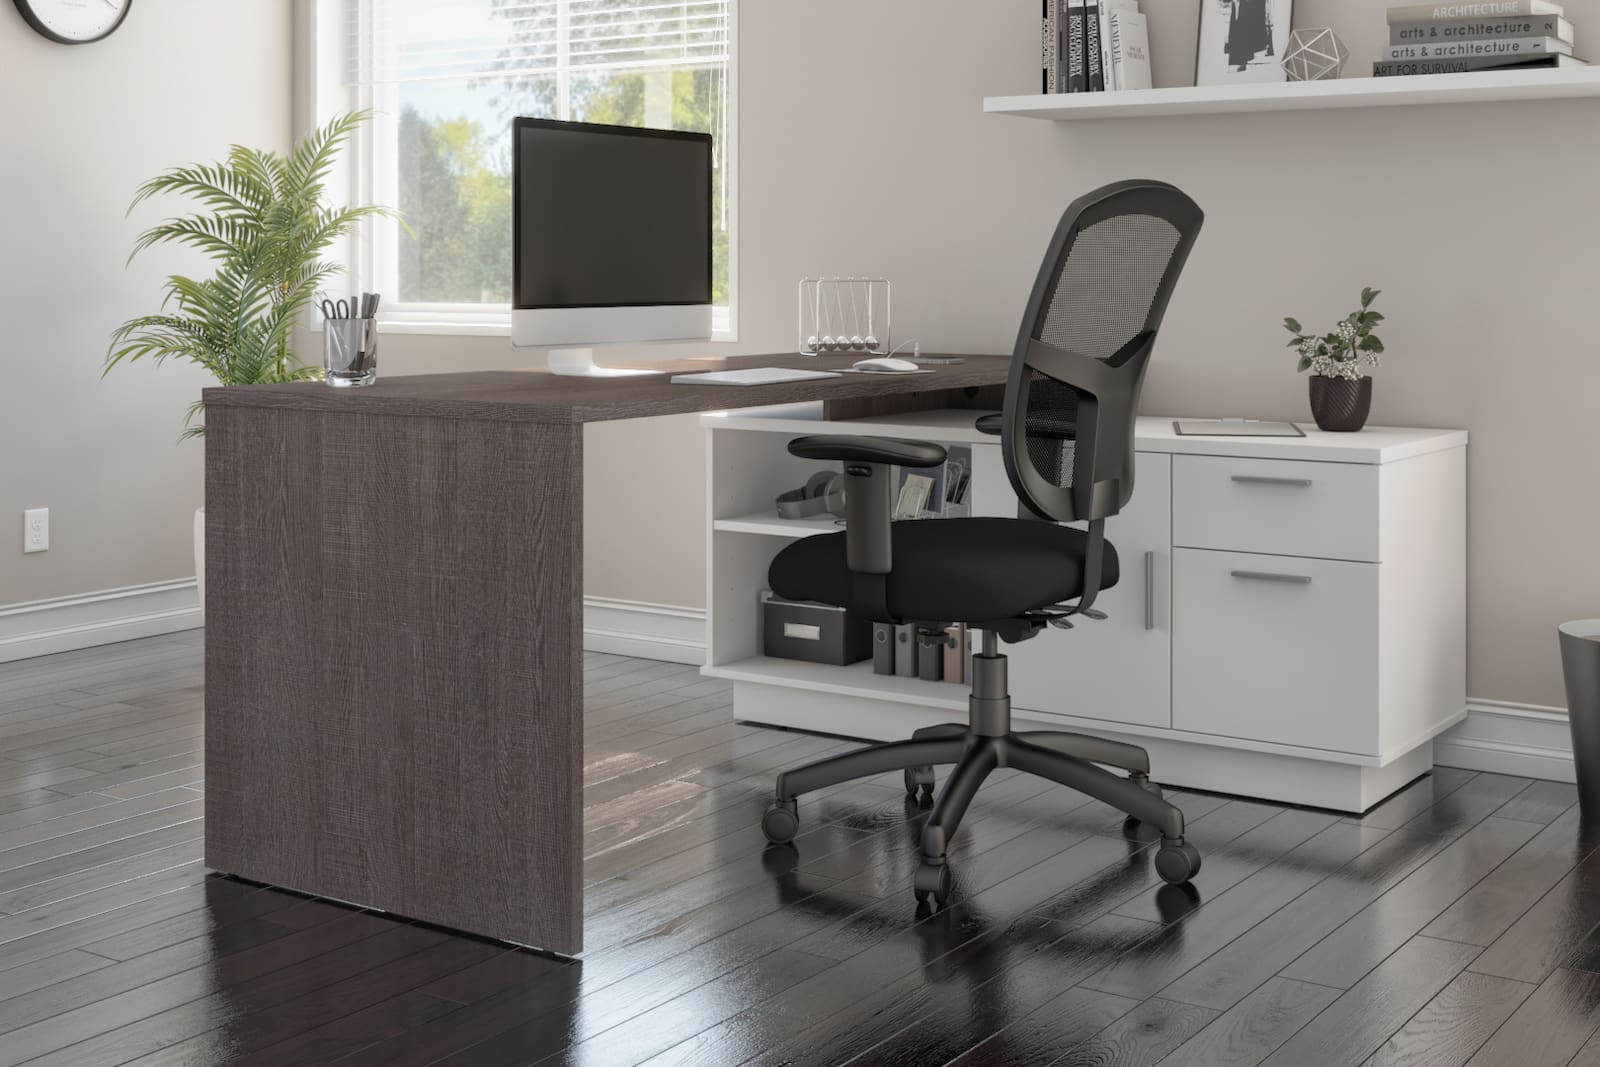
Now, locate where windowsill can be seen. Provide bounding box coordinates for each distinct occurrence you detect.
[377,321,740,344]
[317,313,737,343]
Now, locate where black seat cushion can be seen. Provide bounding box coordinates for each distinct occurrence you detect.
[769,518,1118,624]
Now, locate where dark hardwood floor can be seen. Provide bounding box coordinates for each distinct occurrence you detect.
[0,632,1595,1065]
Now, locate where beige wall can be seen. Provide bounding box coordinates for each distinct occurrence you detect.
[380,0,1600,708]
[0,0,292,605]
[11,0,1595,711]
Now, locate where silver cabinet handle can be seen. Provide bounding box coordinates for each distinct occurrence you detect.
[1231,475,1312,487]
[1144,551,1155,631]
[1231,569,1312,585]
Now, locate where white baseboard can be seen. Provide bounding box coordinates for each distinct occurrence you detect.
[582,597,706,666]
[0,587,707,668]
[0,579,203,664]
[1434,698,1574,782]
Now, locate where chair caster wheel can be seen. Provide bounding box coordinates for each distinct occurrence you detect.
[762,799,799,845]
[1155,839,1202,885]
[904,766,935,801]
[913,861,951,906]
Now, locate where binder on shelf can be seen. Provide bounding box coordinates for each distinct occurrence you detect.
[917,632,943,682]
[872,622,895,675]
[894,624,916,677]
[943,625,967,684]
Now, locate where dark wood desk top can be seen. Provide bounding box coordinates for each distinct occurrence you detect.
[202,351,1012,424]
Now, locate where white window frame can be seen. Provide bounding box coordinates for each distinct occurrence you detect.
[304,0,738,340]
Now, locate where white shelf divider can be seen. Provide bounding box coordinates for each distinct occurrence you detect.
[713,512,841,538]
[985,66,1600,121]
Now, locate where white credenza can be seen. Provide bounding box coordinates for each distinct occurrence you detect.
[702,405,1467,812]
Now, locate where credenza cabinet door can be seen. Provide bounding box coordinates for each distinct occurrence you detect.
[976,449,1173,730]
[1172,548,1380,755]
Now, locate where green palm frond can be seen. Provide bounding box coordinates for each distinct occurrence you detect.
[129,162,260,217]
[287,111,373,194]
[128,213,260,264]
[108,111,395,438]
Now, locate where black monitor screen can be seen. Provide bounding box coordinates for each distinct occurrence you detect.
[514,118,712,309]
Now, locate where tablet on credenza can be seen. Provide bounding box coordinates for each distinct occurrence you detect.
[1172,419,1306,437]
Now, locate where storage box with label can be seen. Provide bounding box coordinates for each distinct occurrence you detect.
[761,591,871,665]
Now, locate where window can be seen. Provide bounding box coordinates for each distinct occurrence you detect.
[312,0,735,336]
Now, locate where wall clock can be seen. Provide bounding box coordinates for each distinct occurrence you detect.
[13,0,130,44]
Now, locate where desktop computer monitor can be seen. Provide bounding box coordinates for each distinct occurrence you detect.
[512,117,713,376]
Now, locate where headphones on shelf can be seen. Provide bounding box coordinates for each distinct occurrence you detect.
[775,471,847,520]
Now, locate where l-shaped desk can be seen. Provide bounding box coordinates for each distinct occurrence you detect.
[202,352,1011,954]
[203,352,1467,956]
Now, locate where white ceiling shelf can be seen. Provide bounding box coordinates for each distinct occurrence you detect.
[985,66,1600,120]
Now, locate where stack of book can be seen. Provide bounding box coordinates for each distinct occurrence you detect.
[1041,0,1153,93]
[1374,0,1585,77]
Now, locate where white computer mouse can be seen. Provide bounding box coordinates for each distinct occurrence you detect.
[853,357,919,373]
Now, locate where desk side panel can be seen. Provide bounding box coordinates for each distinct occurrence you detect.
[205,406,583,952]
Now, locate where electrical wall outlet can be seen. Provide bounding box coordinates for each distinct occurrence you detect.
[23,508,47,553]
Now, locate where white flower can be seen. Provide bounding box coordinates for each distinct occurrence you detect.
[1336,321,1356,342]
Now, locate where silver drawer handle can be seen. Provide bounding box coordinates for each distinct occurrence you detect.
[1144,551,1155,631]
[1231,475,1312,487]
[1231,569,1313,585]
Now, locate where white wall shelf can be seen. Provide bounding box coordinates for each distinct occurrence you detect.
[985,67,1600,121]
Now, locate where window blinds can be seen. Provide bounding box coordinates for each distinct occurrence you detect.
[344,0,730,86]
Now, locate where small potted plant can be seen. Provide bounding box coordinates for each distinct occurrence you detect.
[1284,287,1386,432]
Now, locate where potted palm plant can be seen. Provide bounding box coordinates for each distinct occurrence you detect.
[1283,287,1387,432]
[105,112,393,601]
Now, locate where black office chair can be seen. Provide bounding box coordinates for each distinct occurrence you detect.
[758,179,1205,906]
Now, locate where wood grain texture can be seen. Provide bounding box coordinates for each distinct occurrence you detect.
[1263,936,1480,1066]
[1367,970,1533,1067]
[1465,968,1600,1065]
[1469,848,1600,983]
[205,405,585,951]
[822,382,1005,421]
[1158,977,1340,1067]
[200,351,1011,425]
[11,637,1600,1066]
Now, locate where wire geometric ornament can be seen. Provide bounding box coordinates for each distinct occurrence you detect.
[1282,28,1349,81]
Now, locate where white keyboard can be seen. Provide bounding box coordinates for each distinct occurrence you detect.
[670,367,843,386]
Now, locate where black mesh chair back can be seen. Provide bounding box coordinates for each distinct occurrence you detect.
[1003,180,1204,525]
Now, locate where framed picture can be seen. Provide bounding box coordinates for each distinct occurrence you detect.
[1195,0,1294,86]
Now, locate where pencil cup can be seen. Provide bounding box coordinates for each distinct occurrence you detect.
[324,318,377,388]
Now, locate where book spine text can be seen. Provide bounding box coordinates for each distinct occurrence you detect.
[1390,14,1568,42]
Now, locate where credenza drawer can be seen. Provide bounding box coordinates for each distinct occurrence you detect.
[1172,455,1379,562]
[1172,548,1379,755]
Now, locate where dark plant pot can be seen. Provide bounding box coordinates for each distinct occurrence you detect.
[1308,375,1372,432]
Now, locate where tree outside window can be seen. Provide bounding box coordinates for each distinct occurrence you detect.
[385,1,730,310]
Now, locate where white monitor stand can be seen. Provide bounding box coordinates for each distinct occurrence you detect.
[547,348,664,378]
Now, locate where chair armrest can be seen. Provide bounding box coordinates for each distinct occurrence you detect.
[788,435,946,468]
[974,412,1076,439]
[784,435,944,621]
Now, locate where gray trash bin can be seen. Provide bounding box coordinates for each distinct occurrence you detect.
[1559,620,1600,820]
